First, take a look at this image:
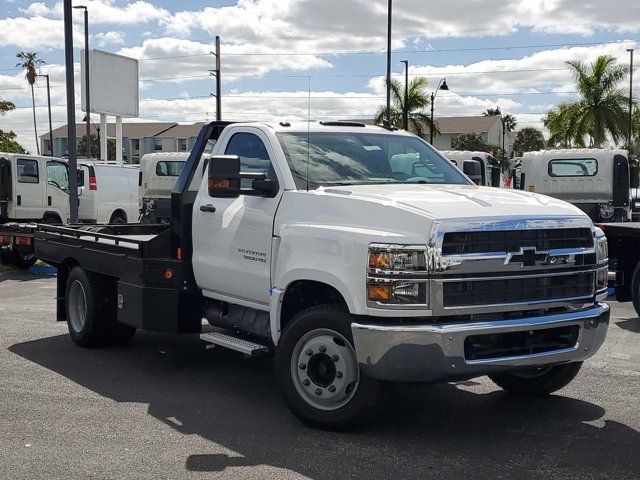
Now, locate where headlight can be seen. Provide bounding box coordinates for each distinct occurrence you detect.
[595,228,608,291]
[367,244,428,306]
[598,203,615,219]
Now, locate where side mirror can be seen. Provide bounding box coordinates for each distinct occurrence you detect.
[631,165,640,189]
[491,166,501,187]
[208,155,241,198]
[463,160,482,185]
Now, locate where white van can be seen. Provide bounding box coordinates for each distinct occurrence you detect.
[519,149,639,222]
[139,152,189,223]
[440,151,502,187]
[78,162,139,224]
[0,153,78,224]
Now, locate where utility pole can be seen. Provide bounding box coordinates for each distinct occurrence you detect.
[385,0,392,126]
[400,60,408,131]
[74,5,91,158]
[38,74,53,156]
[63,0,78,222]
[210,36,222,121]
[628,48,634,155]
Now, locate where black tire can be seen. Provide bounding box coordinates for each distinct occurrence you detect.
[631,262,640,318]
[10,251,37,269]
[42,215,62,225]
[65,267,136,347]
[109,214,126,225]
[489,362,583,396]
[274,304,383,430]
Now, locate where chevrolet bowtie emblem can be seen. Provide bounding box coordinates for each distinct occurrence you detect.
[505,247,549,268]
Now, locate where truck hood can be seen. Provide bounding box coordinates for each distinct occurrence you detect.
[326,184,587,220]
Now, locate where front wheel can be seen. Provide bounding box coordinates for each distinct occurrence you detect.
[488,362,583,396]
[275,304,383,430]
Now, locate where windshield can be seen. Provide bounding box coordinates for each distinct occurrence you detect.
[276,132,469,189]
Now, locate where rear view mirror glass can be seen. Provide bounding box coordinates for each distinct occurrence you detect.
[208,155,241,198]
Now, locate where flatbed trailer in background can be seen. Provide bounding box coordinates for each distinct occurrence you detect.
[598,222,640,315]
[0,223,38,268]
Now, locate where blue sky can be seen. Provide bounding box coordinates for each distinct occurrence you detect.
[0,0,638,153]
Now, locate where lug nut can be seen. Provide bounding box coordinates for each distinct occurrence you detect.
[299,362,306,370]
[328,385,336,392]
[336,371,343,378]
[332,354,339,362]
[319,345,327,353]
[305,349,313,356]
[315,388,322,396]
[302,379,310,386]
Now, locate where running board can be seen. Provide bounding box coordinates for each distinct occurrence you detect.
[200,331,269,355]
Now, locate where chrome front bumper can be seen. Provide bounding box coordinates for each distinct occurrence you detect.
[351,303,609,382]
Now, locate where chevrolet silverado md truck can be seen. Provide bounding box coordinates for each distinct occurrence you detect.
[34,121,610,429]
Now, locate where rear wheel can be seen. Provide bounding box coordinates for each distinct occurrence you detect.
[275,304,383,430]
[42,214,62,225]
[109,213,126,225]
[630,262,640,318]
[489,362,583,396]
[65,267,135,347]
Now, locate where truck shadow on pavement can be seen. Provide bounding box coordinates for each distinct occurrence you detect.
[10,332,640,480]
[615,317,640,333]
[0,268,55,283]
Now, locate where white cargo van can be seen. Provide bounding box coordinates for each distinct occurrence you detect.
[440,151,502,187]
[139,152,189,223]
[77,162,139,224]
[519,149,639,222]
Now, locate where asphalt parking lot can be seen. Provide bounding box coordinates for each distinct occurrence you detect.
[0,269,639,480]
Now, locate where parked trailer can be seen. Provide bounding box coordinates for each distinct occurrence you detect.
[33,120,609,430]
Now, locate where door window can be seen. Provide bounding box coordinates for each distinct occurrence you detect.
[17,159,39,184]
[224,132,273,188]
[47,161,70,192]
[156,161,185,177]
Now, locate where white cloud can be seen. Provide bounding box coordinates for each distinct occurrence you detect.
[0,16,82,49]
[20,2,49,16]
[93,31,126,47]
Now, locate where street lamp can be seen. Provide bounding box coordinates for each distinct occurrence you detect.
[400,60,408,131]
[429,78,449,144]
[36,74,53,156]
[74,5,91,158]
[628,48,634,155]
[385,0,392,126]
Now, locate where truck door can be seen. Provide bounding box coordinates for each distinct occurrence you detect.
[14,157,44,220]
[192,129,282,307]
[46,160,70,222]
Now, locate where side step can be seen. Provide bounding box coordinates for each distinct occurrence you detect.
[200,331,269,356]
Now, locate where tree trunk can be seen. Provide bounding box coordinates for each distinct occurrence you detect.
[30,83,40,155]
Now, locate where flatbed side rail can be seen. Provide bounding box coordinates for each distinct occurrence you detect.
[36,224,144,251]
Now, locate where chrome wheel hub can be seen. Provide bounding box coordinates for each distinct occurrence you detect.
[68,280,87,333]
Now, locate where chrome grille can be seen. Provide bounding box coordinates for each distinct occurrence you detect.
[442,228,593,255]
[442,271,594,307]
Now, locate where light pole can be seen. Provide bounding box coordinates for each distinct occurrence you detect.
[385,0,392,126]
[400,60,408,131]
[63,0,78,222]
[74,5,91,158]
[628,48,634,155]
[37,74,53,156]
[429,78,449,144]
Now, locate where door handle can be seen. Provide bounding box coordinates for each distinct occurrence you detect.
[48,196,52,206]
[200,204,216,213]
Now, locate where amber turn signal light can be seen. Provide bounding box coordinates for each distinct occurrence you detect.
[367,284,391,301]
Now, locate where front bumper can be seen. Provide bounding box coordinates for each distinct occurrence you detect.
[351,303,609,382]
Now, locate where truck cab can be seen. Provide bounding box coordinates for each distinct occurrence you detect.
[0,153,75,224]
[139,152,189,223]
[519,149,639,222]
[34,122,610,430]
[440,151,502,187]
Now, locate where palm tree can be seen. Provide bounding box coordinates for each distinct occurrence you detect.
[0,98,15,115]
[16,52,45,155]
[513,127,545,155]
[374,77,438,139]
[544,55,631,148]
[483,108,517,132]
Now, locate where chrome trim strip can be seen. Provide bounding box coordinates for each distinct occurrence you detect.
[439,269,596,283]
